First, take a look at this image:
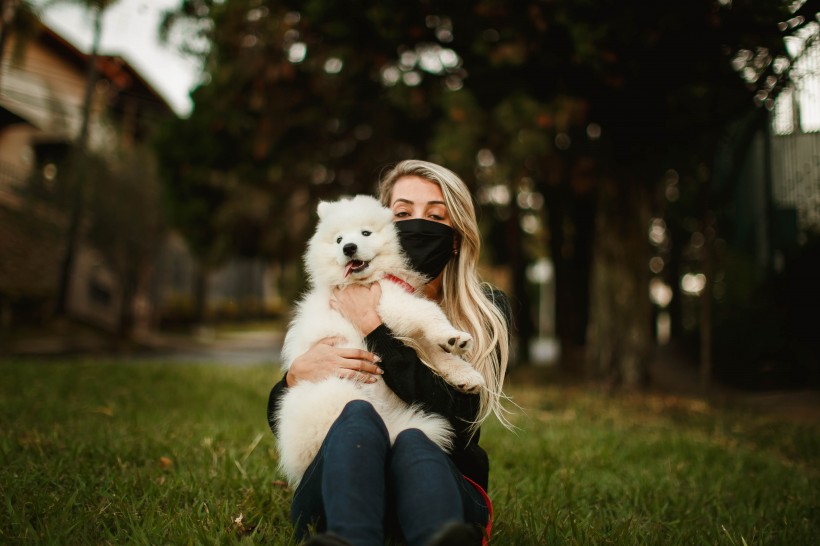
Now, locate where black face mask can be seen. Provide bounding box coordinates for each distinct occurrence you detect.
[395,219,457,280]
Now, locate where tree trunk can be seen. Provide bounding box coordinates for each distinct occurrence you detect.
[506,204,533,363]
[194,266,208,323]
[55,153,85,316]
[55,5,103,317]
[117,260,139,342]
[586,176,652,389]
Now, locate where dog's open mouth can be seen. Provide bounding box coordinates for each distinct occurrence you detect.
[344,260,370,277]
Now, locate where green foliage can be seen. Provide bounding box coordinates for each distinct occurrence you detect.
[165,7,784,193]
[155,0,443,265]
[1,360,818,544]
[155,0,794,260]
[153,0,804,383]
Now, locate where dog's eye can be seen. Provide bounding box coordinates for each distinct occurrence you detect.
[362,230,371,237]
[336,237,342,244]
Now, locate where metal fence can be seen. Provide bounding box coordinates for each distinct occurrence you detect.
[771,128,820,237]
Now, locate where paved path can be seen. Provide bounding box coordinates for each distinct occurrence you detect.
[132,328,283,365]
[4,326,284,366]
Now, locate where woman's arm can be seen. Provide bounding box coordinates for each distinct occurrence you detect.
[285,337,383,386]
[266,337,383,435]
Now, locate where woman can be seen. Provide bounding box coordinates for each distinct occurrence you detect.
[267,160,512,546]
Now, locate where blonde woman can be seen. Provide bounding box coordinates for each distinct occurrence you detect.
[267,160,512,546]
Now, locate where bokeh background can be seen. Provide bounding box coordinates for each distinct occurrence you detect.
[1,0,818,393]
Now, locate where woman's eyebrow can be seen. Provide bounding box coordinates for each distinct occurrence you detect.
[392,198,447,207]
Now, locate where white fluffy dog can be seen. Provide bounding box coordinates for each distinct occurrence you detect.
[275,195,485,485]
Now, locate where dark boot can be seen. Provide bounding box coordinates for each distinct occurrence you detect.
[302,532,354,546]
[426,521,484,546]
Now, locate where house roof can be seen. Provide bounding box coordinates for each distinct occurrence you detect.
[36,22,175,116]
[0,20,175,127]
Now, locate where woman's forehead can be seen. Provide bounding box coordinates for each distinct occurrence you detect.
[391,176,445,206]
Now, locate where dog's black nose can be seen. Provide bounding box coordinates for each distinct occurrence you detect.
[343,243,357,257]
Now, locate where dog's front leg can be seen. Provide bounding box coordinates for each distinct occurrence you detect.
[377,285,473,355]
[377,284,483,393]
[413,337,486,393]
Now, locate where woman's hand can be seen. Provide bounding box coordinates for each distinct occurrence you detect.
[331,283,383,336]
[286,336,383,387]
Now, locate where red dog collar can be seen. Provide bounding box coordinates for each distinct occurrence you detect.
[384,274,415,294]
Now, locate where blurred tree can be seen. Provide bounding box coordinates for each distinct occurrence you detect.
[155,0,444,311]
[45,0,121,316]
[424,0,790,386]
[374,0,789,386]
[157,0,793,387]
[84,147,166,340]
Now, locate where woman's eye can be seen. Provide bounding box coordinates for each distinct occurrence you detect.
[394,211,409,218]
[362,230,371,236]
[336,237,342,244]
[429,215,444,221]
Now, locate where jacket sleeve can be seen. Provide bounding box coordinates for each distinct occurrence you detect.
[365,325,481,450]
[266,372,289,436]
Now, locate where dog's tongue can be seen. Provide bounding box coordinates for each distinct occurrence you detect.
[344,260,365,277]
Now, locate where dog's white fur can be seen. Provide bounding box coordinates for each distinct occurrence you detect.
[275,195,485,485]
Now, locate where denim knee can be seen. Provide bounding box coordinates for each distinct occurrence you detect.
[338,399,379,422]
[332,399,390,440]
[393,428,438,455]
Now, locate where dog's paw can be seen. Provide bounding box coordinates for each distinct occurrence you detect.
[444,366,485,394]
[437,330,473,356]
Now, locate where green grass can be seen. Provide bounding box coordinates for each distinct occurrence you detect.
[1,359,818,545]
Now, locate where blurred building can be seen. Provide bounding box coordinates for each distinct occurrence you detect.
[769,35,820,253]
[703,36,820,386]
[1,21,283,336]
[727,36,820,272]
[0,21,173,332]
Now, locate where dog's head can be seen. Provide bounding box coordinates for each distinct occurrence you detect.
[305,195,409,287]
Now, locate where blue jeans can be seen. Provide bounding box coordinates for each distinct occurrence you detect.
[290,400,489,546]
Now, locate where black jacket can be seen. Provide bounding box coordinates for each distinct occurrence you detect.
[267,287,511,492]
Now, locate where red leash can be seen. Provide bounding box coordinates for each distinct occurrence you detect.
[462,475,493,545]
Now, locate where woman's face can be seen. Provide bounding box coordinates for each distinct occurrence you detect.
[389,176,452,227]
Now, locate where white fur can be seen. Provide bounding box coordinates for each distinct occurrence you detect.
[275,195,485,485]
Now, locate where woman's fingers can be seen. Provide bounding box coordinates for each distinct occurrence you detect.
[335,348,382,370]
[334,347,382,380]
[330,285,383,335]
[340,357,383,376]
[289,337,383,386]
[337,368,379,383]
[315,337,383,379]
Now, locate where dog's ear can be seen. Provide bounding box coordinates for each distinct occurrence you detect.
[316,201,330,219]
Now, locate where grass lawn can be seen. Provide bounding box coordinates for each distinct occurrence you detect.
[1,358,817,545]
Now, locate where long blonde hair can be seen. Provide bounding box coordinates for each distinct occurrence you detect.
[378,159,512,431]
